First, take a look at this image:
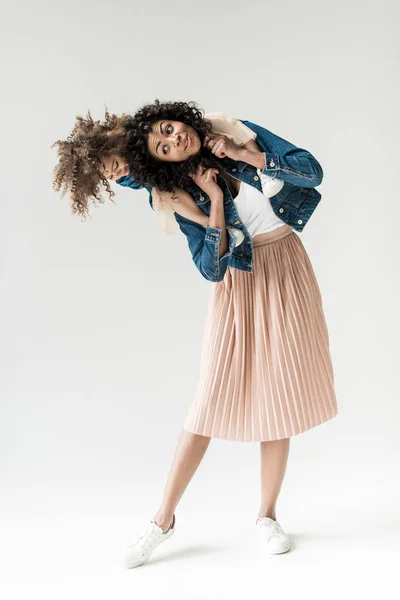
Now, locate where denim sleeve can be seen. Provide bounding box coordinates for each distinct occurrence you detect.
[174,212,237,282]
[240,120,324,188]
[115,174,143,191]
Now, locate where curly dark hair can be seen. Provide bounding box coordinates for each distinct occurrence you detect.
[51,107,132,220]
[124,99,220,193]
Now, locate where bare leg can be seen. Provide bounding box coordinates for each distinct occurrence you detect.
[152,428,211,532]
[258,438,290,521]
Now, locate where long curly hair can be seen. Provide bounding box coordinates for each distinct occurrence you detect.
[51,107,131,220]
[124,99,219,193]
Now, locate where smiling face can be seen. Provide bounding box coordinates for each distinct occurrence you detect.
[147,120,202,162]
[100,154,130,180]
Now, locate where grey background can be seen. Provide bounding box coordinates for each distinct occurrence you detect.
[1,0,399,598]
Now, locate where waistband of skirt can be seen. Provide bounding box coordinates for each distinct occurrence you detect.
[252,224,294,247]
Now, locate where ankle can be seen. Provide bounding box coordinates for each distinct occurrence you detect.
[257,512,277,522]
[153,512,175,533]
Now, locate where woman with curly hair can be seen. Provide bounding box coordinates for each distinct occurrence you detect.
[51,108,129,219]
[112,100,338,568]
[51,106,257,234]
[52,100,338,567]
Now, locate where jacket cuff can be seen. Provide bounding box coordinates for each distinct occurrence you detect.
[257,151,280,174]
[205,226,237,261]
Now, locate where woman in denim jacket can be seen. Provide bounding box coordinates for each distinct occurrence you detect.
[117,100,338,566]
[116,105,325,283]
[53,101,338,566]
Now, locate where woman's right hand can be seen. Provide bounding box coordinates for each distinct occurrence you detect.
[190,166,223,201]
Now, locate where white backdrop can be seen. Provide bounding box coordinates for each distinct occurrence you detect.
[1,0,399,598]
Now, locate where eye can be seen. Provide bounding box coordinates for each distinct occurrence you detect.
[109,160,119,179]
[166,124,172,134]
[162,145,168,155]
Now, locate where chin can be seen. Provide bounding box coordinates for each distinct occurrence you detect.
[190,141,201,156]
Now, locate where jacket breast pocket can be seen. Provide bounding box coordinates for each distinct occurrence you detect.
[277,182,312,209]
[196,194,210,207]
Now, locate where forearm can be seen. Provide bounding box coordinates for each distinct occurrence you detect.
[236,147,266,170]
[174,208,237,283]
[208,194,229,259]
[237,120,324,187]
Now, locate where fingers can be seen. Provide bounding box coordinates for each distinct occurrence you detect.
[205,135,227,158]
[190,166,219,184]
[203,134,217,147]
[201,168,217,184]
[204,134,221,150]
[211,139,226,158]
[190,164,207,179]
[206,168,219,184]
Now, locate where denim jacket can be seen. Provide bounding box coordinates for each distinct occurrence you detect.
[117,120,324,283]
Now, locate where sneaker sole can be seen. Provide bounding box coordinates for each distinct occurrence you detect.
[259,539,291,555]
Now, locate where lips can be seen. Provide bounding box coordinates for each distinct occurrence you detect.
[184,134,191,151]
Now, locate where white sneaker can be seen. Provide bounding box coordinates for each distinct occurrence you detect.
[256,516,291,554]
[121,515,176,568]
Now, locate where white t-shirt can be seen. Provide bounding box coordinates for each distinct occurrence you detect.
[232,173,286,238]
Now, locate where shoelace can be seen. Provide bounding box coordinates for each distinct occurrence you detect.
[126,516,175,554]
[257,519,284,542]
[127,521,169,555]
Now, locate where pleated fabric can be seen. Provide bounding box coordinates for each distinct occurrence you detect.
[183,224,338,442]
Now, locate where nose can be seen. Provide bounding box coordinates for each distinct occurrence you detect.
[168,132,181,147]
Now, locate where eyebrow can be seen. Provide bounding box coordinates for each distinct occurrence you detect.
[155,121,165,156]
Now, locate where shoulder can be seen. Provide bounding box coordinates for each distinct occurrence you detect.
[156,187,209,227]
[205,112,257,145]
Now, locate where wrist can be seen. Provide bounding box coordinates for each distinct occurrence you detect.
[209,190,224,203]
[230,145,246,162]
[238,148,266,170]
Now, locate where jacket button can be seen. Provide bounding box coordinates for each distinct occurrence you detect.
[231,167,237,172]
[297,219,303,224]
[279,208,284,213]
[199,195,205,201]
[269,159,276,167]
[253,175,259,181]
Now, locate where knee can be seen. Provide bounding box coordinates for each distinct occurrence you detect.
[184,429,211,444]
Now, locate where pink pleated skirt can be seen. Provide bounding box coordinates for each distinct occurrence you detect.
[183,224,338,442]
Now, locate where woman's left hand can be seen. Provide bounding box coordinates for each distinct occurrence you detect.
[203,134,243,161]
